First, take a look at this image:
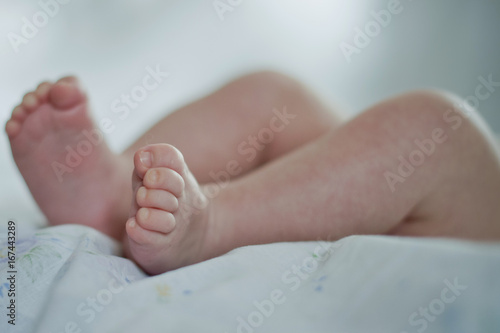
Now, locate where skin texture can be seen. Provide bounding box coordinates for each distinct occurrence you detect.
[7,72,500,274]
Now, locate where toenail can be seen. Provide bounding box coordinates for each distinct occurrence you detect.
[36,83,51,98]
[139,208,150,220]
[12,107,25,120]
[23,94,38,108]
[128,218,136,228]
[140,151,152,168]
[137,187,147,201]
[147,170,159,184]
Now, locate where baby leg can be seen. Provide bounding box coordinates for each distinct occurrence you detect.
[211,90,500,249]
[125,89,500,274]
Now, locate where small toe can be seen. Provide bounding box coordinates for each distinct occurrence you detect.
[11,106,28,122]
[49,76,86,110]
[21,92,39,112]
[136,207,176,234]
[126,217,167,245]
[5,120,21,138]
[144,168,185,197]
[136,187,179,212]
[35,82,53,102]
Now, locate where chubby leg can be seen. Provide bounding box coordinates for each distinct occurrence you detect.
[126,90,500,274]
[211,90,500,248]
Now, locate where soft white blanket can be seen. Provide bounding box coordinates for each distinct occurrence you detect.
[1,225,499,333]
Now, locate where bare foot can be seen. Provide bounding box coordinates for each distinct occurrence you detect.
[124,144,218,274]
[6,77,131,239]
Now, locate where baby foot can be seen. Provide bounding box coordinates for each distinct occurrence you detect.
[6,77,131,239]
[125,144,217,274]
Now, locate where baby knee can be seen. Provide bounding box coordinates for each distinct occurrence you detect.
[381,89,488,137]
[416,90,494,145]
[231,71,303,99]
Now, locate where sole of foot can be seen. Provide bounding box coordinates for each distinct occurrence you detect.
[6,77,130,239]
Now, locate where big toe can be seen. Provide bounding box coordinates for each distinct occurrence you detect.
[49,76,86,110]
[133,144,186,180]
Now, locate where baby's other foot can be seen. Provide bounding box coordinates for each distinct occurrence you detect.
[6,77,130,239]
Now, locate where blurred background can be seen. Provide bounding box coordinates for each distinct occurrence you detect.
[1,0,499,225]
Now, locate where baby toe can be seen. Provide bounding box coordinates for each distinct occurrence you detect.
[5,120,22,138]
[133,144,186,179]
[6,106,27,138]
[126,217,166,246]
[11,106,28,122]
[35,82,53,102]
[21,92,39,112]
[143,168,185,197]
[136,207,176,234]
[136,187,179,212]
[49,76,86,110]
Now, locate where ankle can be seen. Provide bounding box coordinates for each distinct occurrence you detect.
[107,155,134,239]
[199,184,230,259]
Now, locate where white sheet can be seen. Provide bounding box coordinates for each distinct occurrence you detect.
[1,224,499,333]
